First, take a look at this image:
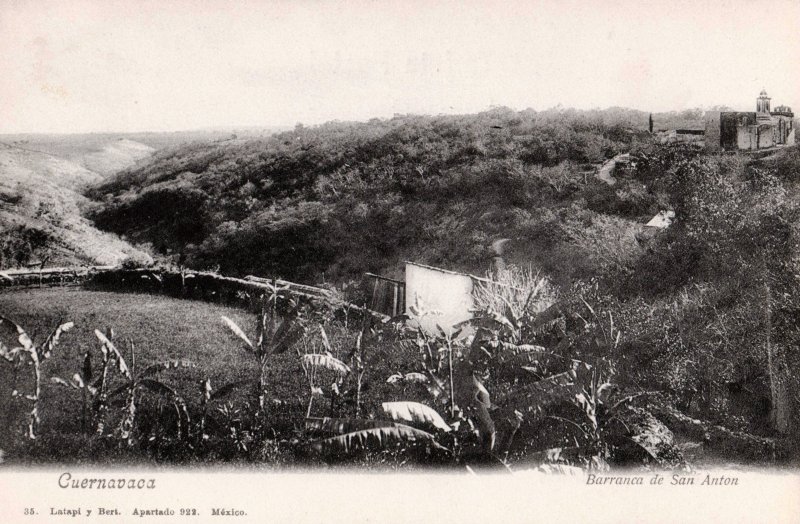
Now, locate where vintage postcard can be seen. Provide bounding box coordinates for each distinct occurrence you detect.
[0,0,799,522]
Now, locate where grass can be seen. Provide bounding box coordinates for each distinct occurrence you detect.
[0,289,256,463]
[0,288,424,465]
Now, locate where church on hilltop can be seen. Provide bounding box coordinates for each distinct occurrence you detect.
[704,90,794,152]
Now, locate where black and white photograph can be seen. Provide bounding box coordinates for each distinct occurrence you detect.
[0,1,798,522]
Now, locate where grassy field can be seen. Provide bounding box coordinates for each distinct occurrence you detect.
[0,288,422,466]
[0,288,252,463]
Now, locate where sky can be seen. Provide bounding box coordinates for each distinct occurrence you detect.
[1,0,799,134]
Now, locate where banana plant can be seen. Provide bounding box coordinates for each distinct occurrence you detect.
[221,305,304,416]
[346,307,372,418]
[445,320,581,460]
[50,348,95,433]
[306,401,451,456]
[300,327,350,418]
[263,281,292,324]
[90,328,127,436]
[0,316,73,439]
[0,323,25,427]
[198,377,254,443]
[386,371,432,400]
[94,330,193,443]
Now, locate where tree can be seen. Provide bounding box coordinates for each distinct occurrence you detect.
[668,155,799,435]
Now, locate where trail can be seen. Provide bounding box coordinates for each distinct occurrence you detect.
[595,153,630,186]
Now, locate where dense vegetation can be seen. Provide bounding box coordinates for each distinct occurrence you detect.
[82,108,800,452]
[0,282,724,470]
[0,129,282,269]
[0,289,419,466]
[613,145,800,439]
[0,256,791,470]
[87,107,675,284]
[3,107,799,469]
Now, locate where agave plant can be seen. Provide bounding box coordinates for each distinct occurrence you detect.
[470,265,557,344]
[0,316,73,439]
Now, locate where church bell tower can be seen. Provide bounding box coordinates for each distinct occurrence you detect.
[757,89,771,113]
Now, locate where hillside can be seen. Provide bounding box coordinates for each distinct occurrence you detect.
[1,129,286,176]
[5,109,800,465]
[79,139,156,176]
[0,142,151,267]
[0,129,290,269]
[88,107,669,286]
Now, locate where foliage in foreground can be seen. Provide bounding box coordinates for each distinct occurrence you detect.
[0,279,677,472]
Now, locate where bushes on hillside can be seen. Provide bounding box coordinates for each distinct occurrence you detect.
[88,108,648,283]
[0,225,53,268]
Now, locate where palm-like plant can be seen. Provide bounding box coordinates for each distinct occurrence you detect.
[93,330,193,443]
[50,347,94,433]
[306,401,451,456]
[301,326,351,417]
[0,316,73,439]
[221,303,304,415]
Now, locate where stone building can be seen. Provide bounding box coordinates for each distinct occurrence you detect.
[705,90,795,152]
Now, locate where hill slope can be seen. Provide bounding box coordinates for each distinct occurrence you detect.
[77,138,156,176]
[0,129,286,176]
[0,142,151,267]
[0,130,284,268]
[88,107,661,285]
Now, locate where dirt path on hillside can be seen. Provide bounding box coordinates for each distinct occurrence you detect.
[595,153,630,186]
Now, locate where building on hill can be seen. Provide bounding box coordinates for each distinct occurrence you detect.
[656,129,705,145]
[705,90,795,152]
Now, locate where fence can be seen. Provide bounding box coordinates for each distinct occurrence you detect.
[0,266,116,289]
[1,265,389,324]
[88,268,387,323]
[244,275,333,301]
[365,272,405,318]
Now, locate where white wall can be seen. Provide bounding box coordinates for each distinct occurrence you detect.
[405,262,475,334]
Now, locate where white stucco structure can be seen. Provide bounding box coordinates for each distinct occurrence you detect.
[404,262,475,334]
